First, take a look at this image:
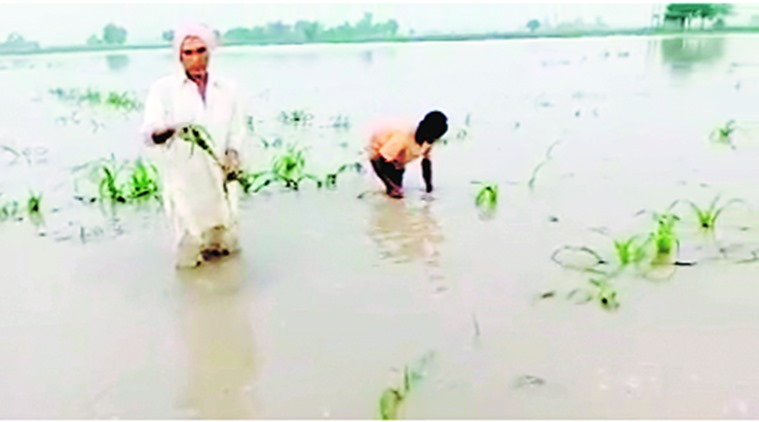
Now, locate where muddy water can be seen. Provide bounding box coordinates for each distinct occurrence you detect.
[3,34,759,418]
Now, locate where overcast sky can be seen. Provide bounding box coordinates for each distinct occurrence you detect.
[0,2,737,46]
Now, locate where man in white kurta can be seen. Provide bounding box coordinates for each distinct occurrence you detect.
[141,24,247,268]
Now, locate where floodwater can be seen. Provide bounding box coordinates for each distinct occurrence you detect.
[3,34,759,418]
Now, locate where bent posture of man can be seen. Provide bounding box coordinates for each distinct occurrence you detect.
[367,111,448,198]
[141,23,247,269]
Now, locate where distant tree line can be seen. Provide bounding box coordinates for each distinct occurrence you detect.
[162,12,400,45]
[0,32,40,52]
[87,23,128,46]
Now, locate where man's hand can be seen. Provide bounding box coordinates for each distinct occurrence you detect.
[421,158,433,193]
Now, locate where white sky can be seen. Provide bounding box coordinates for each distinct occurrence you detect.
[0,1,755,46]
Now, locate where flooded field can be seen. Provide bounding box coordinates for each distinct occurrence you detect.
[4,34,759,418]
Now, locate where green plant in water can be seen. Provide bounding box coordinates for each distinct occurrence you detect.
[330,114,350,129]
[323,162,362,189]
[473,181,498,211]
[613,235,649,266]
[651,212,680,258]
[379,351,435,420]
[127,158,160,200]
[669,194,747,231]
[710,120,736,147]
[104,91,142,112]
[279,109,313,125]
[26,191,42,215]
[98,161,127,203]
[236,146,322,193]
[0,199,21,222]
[269,146,321,190]
[589,278,619,311]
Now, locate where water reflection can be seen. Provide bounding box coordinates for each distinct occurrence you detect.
[367,197,445,270]
[660,36,725,74]
[175,257,259,418]
[105,54,130,72]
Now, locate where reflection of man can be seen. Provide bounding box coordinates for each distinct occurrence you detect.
[368,199,444,266]
[176,257,258,418]
[141,23,247,269]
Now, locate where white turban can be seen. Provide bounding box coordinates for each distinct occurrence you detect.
[173,22,218,59]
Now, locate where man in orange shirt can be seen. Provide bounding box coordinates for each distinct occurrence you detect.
[368,111,448,198]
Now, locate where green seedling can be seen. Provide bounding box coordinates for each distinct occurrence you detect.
[613,235,650,266]
[473,181,498,211]
[324,162,363,189]
[49,87,142,112]
[104,91,142,111]
[98,161,127,203]
[669,194,747,231]
[0,200,21,222]
[589,278,620,311]
[710,119,736,148]
[651,212,680,259]
[27,191,42,215]
[330,114,351,129]
[270,146,321,190]
[127,158,160,200]
[242,146,322,192]
[279,109,313,125]
[379,351,435,420]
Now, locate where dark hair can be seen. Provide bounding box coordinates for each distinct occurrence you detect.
[415,110,448,145]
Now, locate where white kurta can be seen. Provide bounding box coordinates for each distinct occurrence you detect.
[141,70,247,268]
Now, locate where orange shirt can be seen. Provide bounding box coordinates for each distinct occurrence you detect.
[367,125,431,165]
